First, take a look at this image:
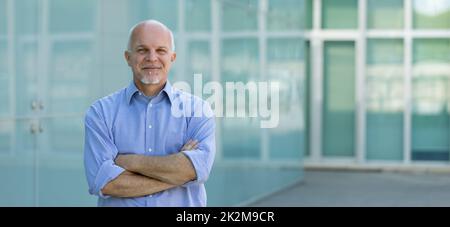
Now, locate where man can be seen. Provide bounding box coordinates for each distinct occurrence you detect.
[83,20,215,207]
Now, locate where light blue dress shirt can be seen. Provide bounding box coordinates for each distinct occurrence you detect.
[84,81,215,207]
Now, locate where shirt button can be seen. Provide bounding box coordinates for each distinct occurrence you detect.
[138,92,142,96]
[148,125,152,129]
[148,148,152,152]
[149,104,153,108]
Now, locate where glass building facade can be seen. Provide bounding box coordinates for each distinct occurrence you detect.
[0,0,449,206]
[304,0,450,165]
[0,0,305,206]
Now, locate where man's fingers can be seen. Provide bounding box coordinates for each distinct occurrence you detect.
[181,140,193,151]
[181,139,199,151]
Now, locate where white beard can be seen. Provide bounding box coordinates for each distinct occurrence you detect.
[140,77,160,85]
[140,72,161,85]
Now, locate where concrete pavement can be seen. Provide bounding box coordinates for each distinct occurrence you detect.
[248,170,450,207]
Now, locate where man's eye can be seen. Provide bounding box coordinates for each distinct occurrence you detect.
[137,49,146,53]
[157,49,167,54]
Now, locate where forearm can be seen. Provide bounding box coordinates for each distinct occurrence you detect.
[101,170,177,198]
[118,153,196,185]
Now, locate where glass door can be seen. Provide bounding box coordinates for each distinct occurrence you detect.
[0,0,97,206]
[35,0,98,206]
[0,0,40,206]
[322,41,356,158]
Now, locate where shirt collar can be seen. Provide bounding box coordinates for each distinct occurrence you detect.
[126,80,174,105]
[161,80,175,105]
[126,81,139,105]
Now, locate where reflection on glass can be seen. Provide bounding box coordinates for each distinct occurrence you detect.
[267,38,304,160]
[412,39,450,161]
[367,0,403,29]
[305,0,313,29]
[413,0,450,29]
[184,41,211,84]
[48,41,93,114]
[185,0,211,32]
[323,42,355,157]
[0,0,6,35]
[305,41,311,156]
[221,0,258,31]
[44,118,84,153]
[37,118,95,206]
[0,120,35,206]
[132,0,178,31]
[221,39,260,158]
[206,166,301,206]
[0,120,12,153]
[15,0,39,35]
[0,41,9,117]
[322,0,358,29]
[15,41,38,116]
[366,39,404,160]
[49,0,96,33]
[267,0,304,31]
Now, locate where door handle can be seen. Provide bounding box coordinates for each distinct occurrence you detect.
[39,101,44,110]
[31,100,44,111]
[31,100,39,111]
[30,122,39,134]
[30,121,44,134]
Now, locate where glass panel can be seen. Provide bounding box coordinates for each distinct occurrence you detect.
[15,40,39,116]
[0,120,35,206]
[184,41,211,84]
[47,41,94,114]
[366,39,404,160]
[15,0,39,35]
[0,41,9,117]
[267,0,304,31]
[185,0,211,32]
[99,33,130,95]
[305,41,311,156]
[49,0,96,33]
[305,0,313,29]
[37,117,95,206]
[323,41,355,157]
[412,39,450,161]
[221,39,260,158]
[413,0,450,29]
[0,0,6,35]
[267,38,304,160]
[0,120,12,154]
[221,0,258,31]
[367,0,404,29]
[206,166,301,206]
[131,0,178,31]
[322,0,358,29]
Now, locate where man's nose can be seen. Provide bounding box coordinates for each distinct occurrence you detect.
[144,50,158,61]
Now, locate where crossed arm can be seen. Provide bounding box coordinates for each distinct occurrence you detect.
[101,140,198,198]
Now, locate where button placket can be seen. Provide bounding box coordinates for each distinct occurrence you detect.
[147,101,153,153]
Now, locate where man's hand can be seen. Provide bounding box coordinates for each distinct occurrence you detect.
[180,139,199,151]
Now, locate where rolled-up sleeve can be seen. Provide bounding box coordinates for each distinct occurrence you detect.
[181,102,216,187]
[84,104,125,198]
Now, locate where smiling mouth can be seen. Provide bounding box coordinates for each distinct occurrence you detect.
[142,66,162,70]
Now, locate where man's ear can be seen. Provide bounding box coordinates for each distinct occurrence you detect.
[171,52,177,62]
[124,50,131,66]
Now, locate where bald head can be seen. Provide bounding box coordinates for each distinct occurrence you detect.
[127,20,175,52]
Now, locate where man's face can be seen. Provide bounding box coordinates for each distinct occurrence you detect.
[125,25,176,86]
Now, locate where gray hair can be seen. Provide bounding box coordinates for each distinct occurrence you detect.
[127,20,175,52]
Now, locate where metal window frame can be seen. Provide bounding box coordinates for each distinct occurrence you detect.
[305,0,450,167]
